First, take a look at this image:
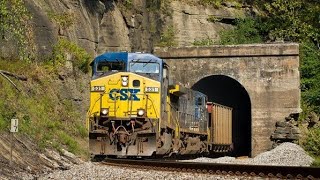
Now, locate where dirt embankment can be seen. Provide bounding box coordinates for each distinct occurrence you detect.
[0,60,89,179]
[0,132,83,179]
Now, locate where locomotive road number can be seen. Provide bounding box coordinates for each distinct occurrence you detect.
[91,86,105,92]
[145,87,159,93]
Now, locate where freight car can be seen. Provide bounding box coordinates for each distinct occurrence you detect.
[87,52,233,158]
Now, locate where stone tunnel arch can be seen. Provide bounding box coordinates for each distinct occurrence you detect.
[155,43,300,156]
[192,75,252,157]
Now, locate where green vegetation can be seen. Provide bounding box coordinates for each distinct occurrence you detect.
[311,157,320,167]
[122,0,133,9]
[302,127,320,167]
[199,0,223,8]
[300,42,320,114]
[219,18,262,45]
[0,0,34,60]
[145,0,172,17]
[207,15,222,23]
[255,0,320,115]
[199,0,242,8]
[0,60,88,155]
[157,26,177,47]
[47,11,75,29]
[192,37,215,46]
[0,1,92,157]
[302,127,320,157]
[51,38,91,73]
[259,0,319,43]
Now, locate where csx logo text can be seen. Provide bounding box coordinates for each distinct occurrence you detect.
[109,89,140,101]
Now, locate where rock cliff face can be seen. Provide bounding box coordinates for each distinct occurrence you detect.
[169,1,243,46]
[1,0,248,59]
[23,0,163,58]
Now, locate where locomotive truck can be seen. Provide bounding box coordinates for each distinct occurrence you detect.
[87,52,233,158]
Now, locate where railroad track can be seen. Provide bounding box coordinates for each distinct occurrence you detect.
[102,158,320,179]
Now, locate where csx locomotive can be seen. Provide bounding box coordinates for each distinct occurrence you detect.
[88,52,233,158]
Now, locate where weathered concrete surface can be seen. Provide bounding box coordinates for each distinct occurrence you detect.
[154,43,300,156]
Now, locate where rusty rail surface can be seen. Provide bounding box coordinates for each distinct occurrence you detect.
[102,158,320,179]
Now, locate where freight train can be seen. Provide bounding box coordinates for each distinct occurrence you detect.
[87,52,233,158]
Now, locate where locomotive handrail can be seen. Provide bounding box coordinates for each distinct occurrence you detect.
[107,78,120,85]
[146,95,159,118]
[168,104,180,137]
[113,124,131,135]
[87,92,103,117]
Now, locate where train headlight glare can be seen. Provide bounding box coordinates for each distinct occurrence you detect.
[101,108,109,115]
[137,109,145,116]
[122,81,128,86]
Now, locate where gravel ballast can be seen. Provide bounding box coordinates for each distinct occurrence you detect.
[38,162,241,180]
[182,142,314,166]
[28,143,313,180]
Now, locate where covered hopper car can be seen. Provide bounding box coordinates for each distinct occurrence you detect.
[87,52,233,158]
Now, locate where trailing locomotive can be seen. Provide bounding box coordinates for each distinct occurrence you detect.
[87,52,232,158]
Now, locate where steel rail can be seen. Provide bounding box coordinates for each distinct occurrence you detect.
[102,158,320,179]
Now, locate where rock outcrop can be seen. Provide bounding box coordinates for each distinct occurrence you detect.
[0,132,83,179]
[271,114,301,148]
[1,0,249,60]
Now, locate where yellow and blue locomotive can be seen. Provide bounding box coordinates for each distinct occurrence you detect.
[88,52,232,158]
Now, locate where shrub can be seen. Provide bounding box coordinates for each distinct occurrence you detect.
[311,157,320,167]
[51,38,91,73]
[302,127,320,156]
[219,18,262,45]
[199,0,223,8]
[0,0,34,60]
[58,131,80,154]
[207,15,222,23]
[157,26,178,47]
[76,123,88,138]
[47,11,75,29]
[192,37,215,46]
[300,41,320,113]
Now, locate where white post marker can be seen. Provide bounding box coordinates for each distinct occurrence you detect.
[10,118,18,132]
[10,118,18,165]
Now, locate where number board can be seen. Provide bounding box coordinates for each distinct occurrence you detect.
[91,86,105,92]
[145,87,159,93]
[10,119,18,133]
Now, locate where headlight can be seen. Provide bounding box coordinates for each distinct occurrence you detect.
[121,76,129,87]
[137,109,145,116]
[101,108,109,115]
[122,81,128,86]
[121,76,128,81]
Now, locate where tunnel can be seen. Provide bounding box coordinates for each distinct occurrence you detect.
[192,75,252,157]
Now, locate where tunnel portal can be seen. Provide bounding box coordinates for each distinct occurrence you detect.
[155,44,300,156]
[192,75,252,157]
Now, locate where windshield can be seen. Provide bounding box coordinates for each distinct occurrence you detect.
[130,62,160,74]
[97,61,125,73]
